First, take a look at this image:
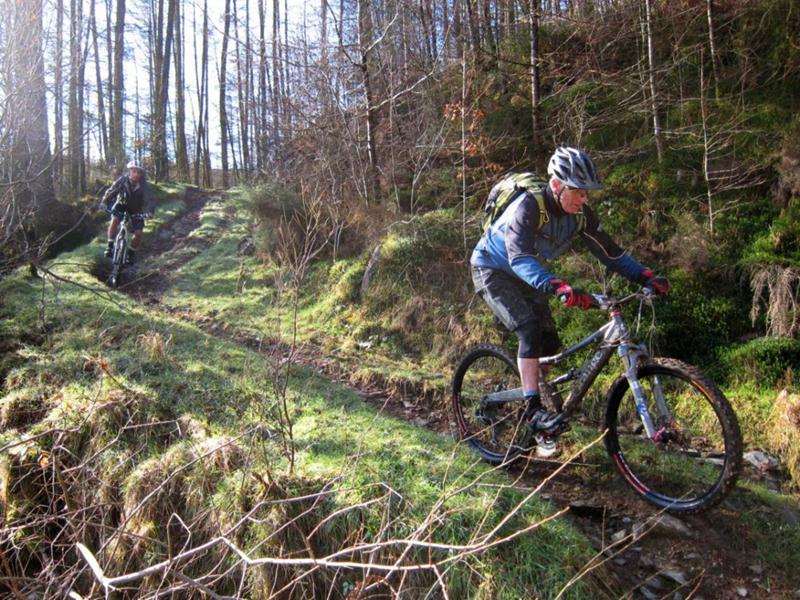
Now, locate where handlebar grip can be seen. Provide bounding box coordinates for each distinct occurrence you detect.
[558,291,598,309]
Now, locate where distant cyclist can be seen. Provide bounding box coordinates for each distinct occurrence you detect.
[99,160,156,264]
[470,146,670,457]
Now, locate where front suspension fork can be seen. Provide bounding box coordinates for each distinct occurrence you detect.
[619,343,672,440]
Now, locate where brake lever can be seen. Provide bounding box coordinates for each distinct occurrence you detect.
[591,293,608,309]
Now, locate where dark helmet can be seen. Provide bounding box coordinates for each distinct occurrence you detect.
[547,146,603,190]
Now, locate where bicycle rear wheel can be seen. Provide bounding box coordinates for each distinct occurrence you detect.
[605,358,742,513]
[452,344,529,465]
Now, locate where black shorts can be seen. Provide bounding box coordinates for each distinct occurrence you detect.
[471,265,560,358]
[110,207,145,232]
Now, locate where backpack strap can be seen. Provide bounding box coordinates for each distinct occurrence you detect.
[509,179,549,231]
[530,189,549,231]
[524,185,586,234]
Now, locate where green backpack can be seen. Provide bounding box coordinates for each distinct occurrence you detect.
[482,172,585,235]
[483,172,550,233]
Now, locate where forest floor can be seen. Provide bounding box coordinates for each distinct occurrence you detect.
[99,187,800,600]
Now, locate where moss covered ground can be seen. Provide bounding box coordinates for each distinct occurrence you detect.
[0,186,612,599]
[156,185,800,592]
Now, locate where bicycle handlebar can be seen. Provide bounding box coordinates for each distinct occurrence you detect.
[99,203,150,220]
[593,288,659,309]
[558,288,658,309]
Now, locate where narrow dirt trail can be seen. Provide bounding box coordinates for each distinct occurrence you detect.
[111,189,798,600]
[117,186,215,302]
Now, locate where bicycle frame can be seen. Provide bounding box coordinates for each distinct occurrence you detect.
[480,293,671,441]
[113,216,131,260]
[108,211,146,286]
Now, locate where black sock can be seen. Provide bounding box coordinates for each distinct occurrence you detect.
[524,391,540,402]
[524,392,541,415]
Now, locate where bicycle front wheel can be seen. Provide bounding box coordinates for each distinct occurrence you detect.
[109,240,125,288]
[452,344,528,465]
[605,358,742,513]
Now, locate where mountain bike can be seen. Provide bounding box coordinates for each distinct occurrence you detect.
[452,289,743,513]
[105,210,148,288]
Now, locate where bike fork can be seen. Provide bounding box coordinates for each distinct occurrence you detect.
[114,231,126,265]
[619,343,660,439]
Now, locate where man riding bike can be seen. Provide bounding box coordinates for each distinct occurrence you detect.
[470,146,670,457]
[99,160,156,264]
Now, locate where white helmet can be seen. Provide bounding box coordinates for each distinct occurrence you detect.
[547,146,603,190]
[126,160,144,172]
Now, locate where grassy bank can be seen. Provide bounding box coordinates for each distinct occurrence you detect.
[149,185,800,588]
[0,188,608,598]
[160,187,800,493]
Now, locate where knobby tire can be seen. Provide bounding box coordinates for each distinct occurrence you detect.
[452,344,529,466]
[605,358,742,513]
[109,238,126,288]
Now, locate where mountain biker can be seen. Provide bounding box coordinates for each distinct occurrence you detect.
[470,146,669,457]
[99,160,156,264]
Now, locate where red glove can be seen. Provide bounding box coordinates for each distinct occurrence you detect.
[640,269,670,297]
[549,279,591,310]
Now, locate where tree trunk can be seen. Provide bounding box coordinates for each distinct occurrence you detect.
[110,0,126,170]
[442,0,450,58]
[420,0,434,66]
[529,0,541,144]
[148,3,156,137]
[245,0,254,174]
[173,0,189,180]
[194,0,212,187]
[283,0,292,137]
[257,0,268,169]
[1,0,78,263]
[699,53,714,235]
[134,69,142,162]
[358,0,380,197]
[234,0,250,178]
[465,0,481,59]
[482,0,497,57]
[54,0,64,183]
[643,0,664,162]
[452,0,462,60]
[706,0,720,99]
[152,0,176,179]
[317,0,332,117]
[504,0,515,39]
[90,0,109,163]
[429,0,438,63]
[78,9,88,191]
[220,0,231,187]
[272,0,282,149]
[68,0,86,194]
[105,0,114,162]
[337,0,345,102]
[6,0,54,209]
[320,0,328,69]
